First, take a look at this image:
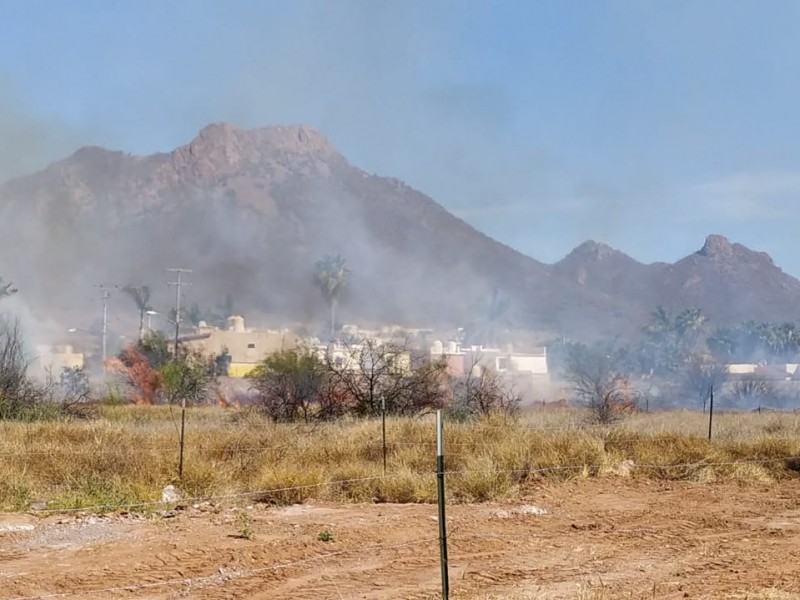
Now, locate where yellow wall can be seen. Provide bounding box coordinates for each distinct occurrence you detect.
[186,330,296,359]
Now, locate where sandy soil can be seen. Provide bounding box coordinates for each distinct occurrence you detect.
[2,479,800,600]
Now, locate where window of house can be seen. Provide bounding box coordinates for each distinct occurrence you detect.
[497,357,509,371]
[247,343,256,349]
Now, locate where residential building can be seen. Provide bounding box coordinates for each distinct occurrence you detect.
[34,344,85,375]
[430,341,549,379]
[315,339,413,375]
[180,316,299,377]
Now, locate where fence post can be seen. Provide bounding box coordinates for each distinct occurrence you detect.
[381,397,387,475]
[707,385,714,442]
[436,409,450,599]
[178,395,187,479]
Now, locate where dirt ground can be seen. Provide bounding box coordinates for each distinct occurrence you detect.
[2,479,800,600]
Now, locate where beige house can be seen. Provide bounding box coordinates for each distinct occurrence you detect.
[315,340,413,375]
[429,341,550,404]
[180,316,299,377]
[34,345,85,376]
[430,341,548,379]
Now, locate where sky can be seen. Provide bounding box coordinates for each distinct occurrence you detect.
[1,0,800,273]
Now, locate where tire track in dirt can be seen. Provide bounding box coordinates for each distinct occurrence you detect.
[4,480,800,600]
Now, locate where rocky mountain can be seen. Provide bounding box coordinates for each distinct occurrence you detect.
[0,122,798,341]
[653,234,800,325]
[554,234,800,332]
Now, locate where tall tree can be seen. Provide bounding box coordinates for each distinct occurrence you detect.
[123,285,152,341]
[314,255,350,339]
[642,306,679,372]
[642,306,707,373]
[706,321,800,364]
[707,326,736,361]
[674,308,708,355]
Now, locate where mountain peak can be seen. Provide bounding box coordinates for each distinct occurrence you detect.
[186,122,335,159]
[192,121,244,145]
[695,234,774,267]
[168,122,340,182]
[698,234,734,259]
[562,240,623,262]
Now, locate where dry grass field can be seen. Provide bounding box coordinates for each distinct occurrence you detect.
[3,407,800,598]
[1,406,800,511]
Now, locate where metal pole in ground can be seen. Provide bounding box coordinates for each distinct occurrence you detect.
[381,396,387,475]
[436,409,450,599]
[707,385,714,441]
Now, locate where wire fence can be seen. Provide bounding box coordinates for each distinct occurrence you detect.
[4,402,800,600]
[5,452,795,516]
[2,411,800,515]
[3,417,800,459]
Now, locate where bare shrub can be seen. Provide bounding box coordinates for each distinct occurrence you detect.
[684,354,727,411]
[325,338,448,417]
[564,344,638,424]
[451,367,521,419]
[730,377,777,410]
[0,317,62,420]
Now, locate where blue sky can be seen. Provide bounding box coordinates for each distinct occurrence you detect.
[2,1,800,273]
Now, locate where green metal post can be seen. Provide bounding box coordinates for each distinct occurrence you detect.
[436,410,450,599]
[382,397,387,475]
[707,385,714,441]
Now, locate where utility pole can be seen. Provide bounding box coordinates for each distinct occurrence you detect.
[93,284,116,373]
[166,268,192,479]
[166,269,192,359]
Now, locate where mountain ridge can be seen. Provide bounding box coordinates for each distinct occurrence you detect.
[0,122,798,341]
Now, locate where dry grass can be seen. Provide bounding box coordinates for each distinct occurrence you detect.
[1,406,799,511]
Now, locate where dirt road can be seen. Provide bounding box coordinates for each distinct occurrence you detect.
[2,479,800,599]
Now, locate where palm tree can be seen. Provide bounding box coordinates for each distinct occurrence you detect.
[642,306,678,372]
[643,306,672,340]
[0,277,18,300]
[774,323,800,361]
[314,255,350,340]
[707,327,735,361]
[675,308,708,354]
[123,285,152,341]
